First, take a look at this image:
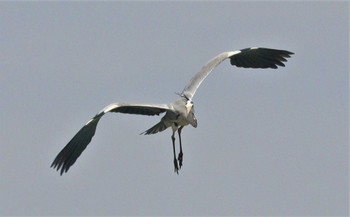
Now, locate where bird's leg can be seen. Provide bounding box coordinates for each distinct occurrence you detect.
[177,126,184,168]
[171,132,179,174]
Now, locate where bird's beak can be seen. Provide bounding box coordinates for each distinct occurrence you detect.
[192,115,198,128]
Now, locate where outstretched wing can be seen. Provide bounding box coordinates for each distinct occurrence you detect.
[182,47,294,100]
[51,102,170,175]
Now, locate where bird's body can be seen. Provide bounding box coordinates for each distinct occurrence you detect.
[52,47,293,175]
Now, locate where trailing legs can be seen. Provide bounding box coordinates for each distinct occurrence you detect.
[177,126,184,168]
[171,130,179,174]
[170,125,185,174]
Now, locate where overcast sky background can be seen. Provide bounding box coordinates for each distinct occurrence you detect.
[1,1,348,216]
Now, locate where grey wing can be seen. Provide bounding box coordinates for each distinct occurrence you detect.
[51,102,170,175]
[182,47,294,100]
[181,51,234,100]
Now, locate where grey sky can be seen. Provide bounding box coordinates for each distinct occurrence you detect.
[1,1,348,216]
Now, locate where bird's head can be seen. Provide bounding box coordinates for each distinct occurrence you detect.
[185,100,197,128]
[185,100,193,114]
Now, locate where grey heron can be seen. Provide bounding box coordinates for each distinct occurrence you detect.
[51,47,293,175]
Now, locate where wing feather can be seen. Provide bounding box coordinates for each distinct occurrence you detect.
[51,103,170,175]
[182,47,294,100]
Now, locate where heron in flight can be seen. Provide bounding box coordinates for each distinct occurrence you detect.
[51,47,293,175]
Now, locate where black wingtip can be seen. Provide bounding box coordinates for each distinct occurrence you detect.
[51,117,101,175]
[229,47,294,69]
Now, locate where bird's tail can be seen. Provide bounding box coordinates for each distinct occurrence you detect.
[141,121,168,135]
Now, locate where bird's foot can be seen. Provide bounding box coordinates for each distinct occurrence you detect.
[173,159,179,174]
[178,152,183,168]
